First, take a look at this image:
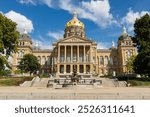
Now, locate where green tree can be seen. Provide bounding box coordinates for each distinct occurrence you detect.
[126,55,136,73]
[0,13,19,55]
[18,54,41,76]
[0,56,10,70]
[133,14,150,77]
[0,13,19,72]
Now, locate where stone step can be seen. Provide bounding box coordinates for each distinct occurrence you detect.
[20,81,31,87]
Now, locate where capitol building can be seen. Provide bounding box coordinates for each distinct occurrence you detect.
[12,12,137,77]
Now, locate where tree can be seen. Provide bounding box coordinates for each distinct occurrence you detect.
[133,14,150,77]
[126,55,136,73]
[0,56,10,70]
[18,54,41,76]
[0,13,19,72]
[0,13,19,55]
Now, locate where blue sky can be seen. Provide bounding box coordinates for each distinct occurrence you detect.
[0,0,150,49]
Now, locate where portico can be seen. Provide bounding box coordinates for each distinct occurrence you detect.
[56,42,94,75]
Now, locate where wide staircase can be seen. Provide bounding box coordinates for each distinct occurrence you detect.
[97,78,127,87]
[20,77,127,87]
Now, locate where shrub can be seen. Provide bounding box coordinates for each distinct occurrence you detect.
[0,70,12,76]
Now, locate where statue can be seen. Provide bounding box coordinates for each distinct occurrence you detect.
[71,68,79,83]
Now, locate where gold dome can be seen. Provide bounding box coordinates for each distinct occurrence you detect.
[66,11,84,29]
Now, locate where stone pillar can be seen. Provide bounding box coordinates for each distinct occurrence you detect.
[90,46,93,74]
[58,45,60,63]
[84,45,86,63]
[71,64,73,73]
[95,47,98,74]
[84,64,86,73]
[64,45,66,63]
[77,46,79,63]
[64,65,66,74]
[71,45,73,63]
[90,45,92,63]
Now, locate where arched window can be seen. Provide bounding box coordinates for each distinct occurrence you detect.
[126,50,132,60]
[105,56,109,65]
[42,56,46,65]
[18,50,24,58]
[38,56,41,64]
[100,56,104,65]
[47,56,50,65]
[110,57,113,65]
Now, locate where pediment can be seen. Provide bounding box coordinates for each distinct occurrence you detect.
[58,36,92,43]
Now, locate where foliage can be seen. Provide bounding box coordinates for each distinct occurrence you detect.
[126,55,136,73]
[0,70,11,76]
[133,14,150,77]
[0,13,19,55]
[14,70,23,74]
[128,80,150,86]
[18,54,41,76]
[0,56,11,70]
[0,13,19,72]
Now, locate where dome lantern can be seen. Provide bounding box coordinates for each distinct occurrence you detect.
[64,11,86,38]
[66,11,84,29]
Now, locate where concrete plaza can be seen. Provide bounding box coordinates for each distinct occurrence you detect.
[0,86,150,100]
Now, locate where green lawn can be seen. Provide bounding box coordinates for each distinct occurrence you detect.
[0,77,33,86]
[128,80,150,86]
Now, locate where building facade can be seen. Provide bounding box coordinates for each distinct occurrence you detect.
[12,12,137,77]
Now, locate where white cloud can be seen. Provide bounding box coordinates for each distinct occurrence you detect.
[18,0,115,28]
[18,0,36,5]
[122,9,150,32]
[97,42,111,49]
[32,39,53,49]
[59,0,115,28]
[47,31,63,40]
[18,0,52,7]
[5,10,34,34]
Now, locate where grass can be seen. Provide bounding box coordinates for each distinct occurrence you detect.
[0,77,33,86]
[128,80,150,86]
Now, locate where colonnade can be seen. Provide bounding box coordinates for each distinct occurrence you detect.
[57,45,93,74]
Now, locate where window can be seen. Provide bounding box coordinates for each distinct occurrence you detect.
[38,56,41,64]
[42,56,46,65]
[47,56,50,65]
[18,50,24,58]
[100,56,104,65]
[105,56,109,65]
[110,57,113,65]
[93,56,95,63]
[126,50,132,60]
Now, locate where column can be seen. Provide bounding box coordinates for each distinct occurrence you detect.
[58,45,60,63]
[71,64,73,73]
[95,47,98,74]
[64,45,66,63]
[84,64,86,73]
[84,45,86,63]
[64,65,66,73]
[90,45,92,63]
[77,46,79,63]
[71,45,73,63]
[90,45,93,74]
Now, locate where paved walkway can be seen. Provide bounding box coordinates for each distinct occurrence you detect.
[0,86,150,100]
